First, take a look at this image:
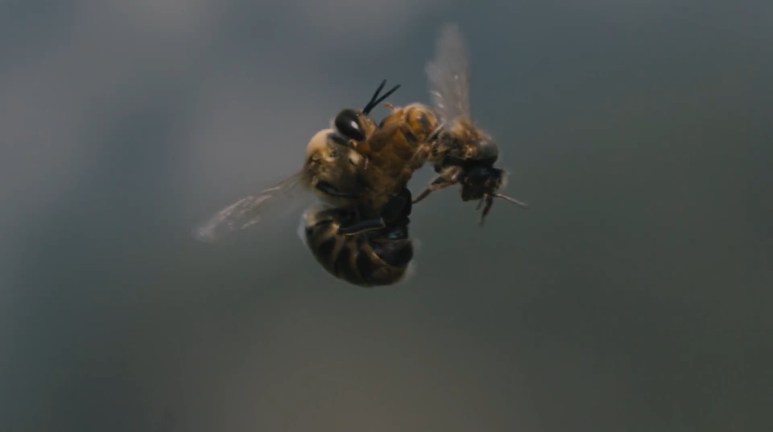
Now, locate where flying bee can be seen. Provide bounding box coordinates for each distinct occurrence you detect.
[412,23,529,225]
[194,83,418,287]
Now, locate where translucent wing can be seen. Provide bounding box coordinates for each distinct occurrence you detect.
[425,23,472,124]
[194,170,314,243]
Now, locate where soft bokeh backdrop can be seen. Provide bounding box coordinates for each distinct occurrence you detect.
[2,1,771,431]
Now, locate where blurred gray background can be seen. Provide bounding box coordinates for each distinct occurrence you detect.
[1,1,771,431]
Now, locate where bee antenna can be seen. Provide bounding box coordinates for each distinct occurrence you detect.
[493,193,529,209]
[364,79,401,114]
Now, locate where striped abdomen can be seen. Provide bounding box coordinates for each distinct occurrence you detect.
[299,206,415,287]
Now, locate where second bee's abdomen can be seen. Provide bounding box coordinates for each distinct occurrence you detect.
[356,106,438,212]
[300,208,414,287]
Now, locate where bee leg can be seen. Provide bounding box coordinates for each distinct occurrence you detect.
[479,195,495,226]
[337,217,386,236]
[412,187,432,204]
[412,175,457,204]
[338,188,412,236]
[315,180,355,199]
[428,122,445,142]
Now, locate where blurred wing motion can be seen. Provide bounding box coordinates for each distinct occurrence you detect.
[195,171,314,243]
[425,23,472,124]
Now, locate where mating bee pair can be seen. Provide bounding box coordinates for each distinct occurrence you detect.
[195,24,528,287]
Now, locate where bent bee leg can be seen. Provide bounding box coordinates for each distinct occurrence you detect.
[314,180,356,199]
[412,167,461,204]
[479,195,495,226]
[428,122,445,142]
[338,188,413,236]
[337,217,386,236]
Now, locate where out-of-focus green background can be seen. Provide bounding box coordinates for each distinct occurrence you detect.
[2,1,771,431]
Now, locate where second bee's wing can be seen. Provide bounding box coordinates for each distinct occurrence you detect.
[194,171,314,243]
[425,23,472,124]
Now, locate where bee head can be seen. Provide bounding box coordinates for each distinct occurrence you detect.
[460,166,505,202]
[461,167,528,225]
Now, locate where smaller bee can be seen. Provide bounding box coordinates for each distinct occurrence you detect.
[300,187,416,287]
[413,23,529,225]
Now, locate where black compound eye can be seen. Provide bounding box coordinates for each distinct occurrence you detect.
[334,109,366,142]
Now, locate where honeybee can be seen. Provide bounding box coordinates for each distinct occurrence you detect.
[412,23,529,225]
[195,82,418,287]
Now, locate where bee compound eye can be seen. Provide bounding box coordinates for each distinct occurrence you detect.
[334,109,366,142]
